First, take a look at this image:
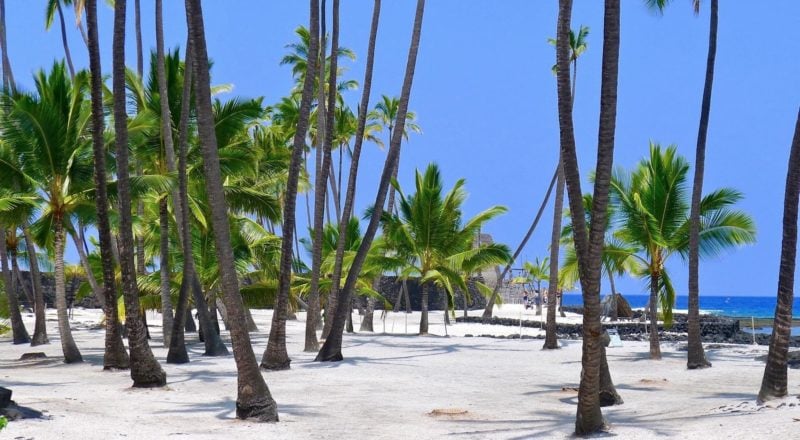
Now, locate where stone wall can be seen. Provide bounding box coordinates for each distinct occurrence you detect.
[370,275,488,311]
[9,270,89,309]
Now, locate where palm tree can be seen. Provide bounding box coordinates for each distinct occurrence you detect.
[381,163,508,335]
[646,0,719,370]
[85,0,129,370]
[0,63,94,363]
[758,109,800,403]
[518,257,548,314]
[112,0,166,387]
[186,0,278,420]
[309,0,340,347]
[611,143,755,359]
[0,226,29,344]
[0,0,15,91]
[370,95,422,216]
[554,0,621,434]
[317,0,425,362]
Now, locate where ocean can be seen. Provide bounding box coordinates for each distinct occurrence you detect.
[561,294,800,336]
[561,293,800,319]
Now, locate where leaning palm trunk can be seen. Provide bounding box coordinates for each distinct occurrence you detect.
[648,272,662,360]
[360,296,376,332]
[317,0,423,362]
[758,109,800,403]
[313,0,340,345]
[55,1,75,79]
[187,0,278,420]
[112,0,166,388]
[484,167,558,318]
[687,0,718,371]
[261,0,320,370]
[54,221,81,362]
[85,0,129,371]
[0,227,29,344]
[23,228,48,345]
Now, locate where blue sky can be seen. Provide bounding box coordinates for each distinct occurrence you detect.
[6,1,799,298]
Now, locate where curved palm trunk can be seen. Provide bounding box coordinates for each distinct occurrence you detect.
[55,2,76,79]
[484,166,558,318]
[158,198,174,347]
[86,0,130,371]
[555,0,621,434]
[385,158,400,215]
[10,246,33,308]
[608,269,618,322]
[1,227,29,344]
[544,162,565,349]
[54,221,81,362]
[23,228,48,345]
[262,0,320,370]
[317,0,423,362]
[69,227,104,308]
[419,281,430,335]
[187,0,278,420]
[113,0,166,388]
[687,0,717,370]
[758,109,800,403]
[313,0,340,346]
[648,271,662,360]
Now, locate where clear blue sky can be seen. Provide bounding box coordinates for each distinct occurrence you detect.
[6,1,799,297]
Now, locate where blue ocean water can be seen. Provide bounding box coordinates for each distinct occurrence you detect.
[561,294,800,319]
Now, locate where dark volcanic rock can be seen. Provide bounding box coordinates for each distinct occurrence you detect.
[19,352,47,361]
[0,387,11,408]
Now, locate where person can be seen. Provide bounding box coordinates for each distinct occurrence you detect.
[522,291,529,309]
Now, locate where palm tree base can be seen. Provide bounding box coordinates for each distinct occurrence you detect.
[30,334,49,346]
[687,360,712,369]
[260,359,291,371]
[236,399,279,422]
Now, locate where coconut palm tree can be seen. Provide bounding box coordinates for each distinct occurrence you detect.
[554,0,620,434]
[380,163,508,334]
[758,109,800,403]
[186,0,278,420]
[0,62,95,362]
[85,0,129,370]
[317,0,425,362]
[370,95,421,215]
[610,143,755,360]
[645,0,719,370]
[112,0,166,387]
[45,0,76,79]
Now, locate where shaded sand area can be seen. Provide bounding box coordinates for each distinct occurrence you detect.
[2,307,799,439]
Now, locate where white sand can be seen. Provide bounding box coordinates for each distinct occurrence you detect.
[2,306,799,439]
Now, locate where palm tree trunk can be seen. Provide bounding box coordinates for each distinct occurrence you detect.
[312,0,341,345]
[186,0,278,420]
[158,197,174,347]
[556,0,621,434]
[687,0,717,371]
[262,0,320,371]
[0,0,16,91]
[419,281,429,335]
[133,0,146,277]
[648,272,662,359]
[23,228,48,345]
[86,0,130,371]
[54,221,81,362]
[192,273,227,355]
[757,108,800,403]
[328,161,342,222]
[359,294,375,332]
[385,158,400,215]
[55,2,76,79]
[303,1,327,350]
[441,289,450,325]
[608,270,618,322]
[544,161,565,350]
[317,0,423,362]
[0,227,29,344]
[69,227,104,308]
[134,0,143,79]
[112,0,166,388]
[484,166,558,318]
[599,340,622,406]
[167,35,198,365]
[10,247,33,308]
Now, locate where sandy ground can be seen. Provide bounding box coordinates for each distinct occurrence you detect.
[2,306,799,439]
